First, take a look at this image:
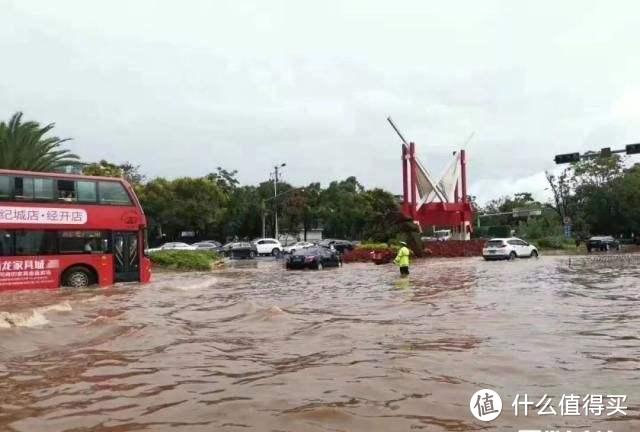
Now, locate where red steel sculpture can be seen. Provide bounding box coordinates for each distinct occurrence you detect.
[388,117,474,240]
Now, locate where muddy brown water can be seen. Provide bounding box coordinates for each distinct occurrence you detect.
[0,256,639,432]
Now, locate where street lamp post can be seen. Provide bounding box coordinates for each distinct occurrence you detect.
[272,163,286,240]
[262,185,304,239]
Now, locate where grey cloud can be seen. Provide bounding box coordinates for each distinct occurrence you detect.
[1,0,639,204]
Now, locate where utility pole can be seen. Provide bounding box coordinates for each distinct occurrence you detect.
[272,163,286,240]
[261,199,266,238]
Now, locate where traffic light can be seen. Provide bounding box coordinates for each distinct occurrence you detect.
[626,143,640,155]
[554,153,580,164]
[600,147,612,158]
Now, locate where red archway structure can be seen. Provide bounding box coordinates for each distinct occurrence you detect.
[390,118,474,240]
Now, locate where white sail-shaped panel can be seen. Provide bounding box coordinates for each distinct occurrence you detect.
[436,152,460,202]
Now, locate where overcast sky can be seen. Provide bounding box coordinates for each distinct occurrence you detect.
[2,0,639,204]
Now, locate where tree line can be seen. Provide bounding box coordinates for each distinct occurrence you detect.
[479,156,640,241]
[546,155,640,239]
[84,161,412,245]
[0,112,415,245]
[2,111,639,244]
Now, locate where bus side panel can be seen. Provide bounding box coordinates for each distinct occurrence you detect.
[57,255,115,287]
[0,255,114,291]
[0,256,61,290]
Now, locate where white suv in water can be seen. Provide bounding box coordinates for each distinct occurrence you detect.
[482,237,538,261]
[252,238,282,256]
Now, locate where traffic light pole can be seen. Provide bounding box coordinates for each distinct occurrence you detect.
[555,143,640,164]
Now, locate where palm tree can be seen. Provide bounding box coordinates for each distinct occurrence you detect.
[0,112,80,171]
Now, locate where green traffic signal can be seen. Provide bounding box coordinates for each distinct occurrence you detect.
[554,153,581,164]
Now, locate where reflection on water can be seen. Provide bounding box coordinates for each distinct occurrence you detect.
[0,255,639,431]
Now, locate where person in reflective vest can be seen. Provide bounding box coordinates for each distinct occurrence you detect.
[394,241,411,276]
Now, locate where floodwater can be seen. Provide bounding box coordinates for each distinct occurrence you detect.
[0,255,639,432]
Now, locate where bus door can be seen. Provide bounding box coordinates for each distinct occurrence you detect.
[113,232,140,282]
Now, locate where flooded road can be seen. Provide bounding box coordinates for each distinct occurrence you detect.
[1,256,639,432]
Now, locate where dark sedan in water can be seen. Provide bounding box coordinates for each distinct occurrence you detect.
[286,246,342,270]
[586,236,620,252]
[318,239,354,254]
[222,242,258,259]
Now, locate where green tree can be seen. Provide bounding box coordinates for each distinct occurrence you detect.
[83,160,124,178]
[614,166,640,237]
[207,167,239,194]
[361,188,402,242]
[318,177,368,239]
[138,177,228,243]
[83,160,146,185]
[570,156,626,237]
[0,112,80,171]
[222,185,263,240]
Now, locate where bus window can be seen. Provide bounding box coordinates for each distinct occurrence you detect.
[0,231,14,256]
[34,178,55,200]
[57,180,77,202]
[77,181,97,202]
[15,177,34,200]
[59,231,108,254]
[0,176,11,198]
[99,182,132,205]
[15,231,57,255]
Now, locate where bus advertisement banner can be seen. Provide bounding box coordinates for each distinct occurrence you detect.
[0,206,88,224]
[0,258,60,289]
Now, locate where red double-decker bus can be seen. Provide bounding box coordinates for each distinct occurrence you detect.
[0,169,151,290]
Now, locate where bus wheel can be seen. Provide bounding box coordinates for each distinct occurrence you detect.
[63,267,92,289]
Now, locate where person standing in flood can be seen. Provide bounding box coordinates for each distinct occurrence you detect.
[394,241,411,276]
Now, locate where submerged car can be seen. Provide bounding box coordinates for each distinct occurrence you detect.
[586,236,620,252]
[283,241,315,254]
[222,242,258,259]
[252,238,283,256]
[318,239,354,253]
[147,242,196,253]
[482,237,538,261]
[285,246,342,270]
[192,240,222,252]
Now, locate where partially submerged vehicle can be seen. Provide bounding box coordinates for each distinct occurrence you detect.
[285,246,342,270]
[147,242,195,253]
[586,236,620,252]
[482,237,538,261]
[192,240,223,252]
[283,241,315,254]
[222,242,258,259]
[318,239,354,254]
[252,238,282,256]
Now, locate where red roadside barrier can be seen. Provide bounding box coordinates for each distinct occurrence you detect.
[343,240,486,263]
[343,247,396,264]
[423,240,485,257]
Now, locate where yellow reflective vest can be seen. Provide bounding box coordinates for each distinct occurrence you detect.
[394,246,411,267]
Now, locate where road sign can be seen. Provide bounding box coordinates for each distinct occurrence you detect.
[564,224,572,239]
[512,208,542,218]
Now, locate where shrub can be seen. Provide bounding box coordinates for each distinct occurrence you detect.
[150,250,221,271]
[356,243,399,252]
[487,225,511,238]
[534,236,576,250]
